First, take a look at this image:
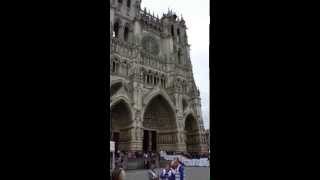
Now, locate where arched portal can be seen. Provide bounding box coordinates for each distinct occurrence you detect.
[143,95,177,152]
[110,99,132,152]
[185,114,201,153]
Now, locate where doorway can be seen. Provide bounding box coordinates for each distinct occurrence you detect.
[151,131,157,152]
[143,130,149,152]
[143,130,157,152]
[112,132,120,152]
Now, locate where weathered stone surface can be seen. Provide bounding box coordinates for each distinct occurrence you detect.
[110,0,208,154]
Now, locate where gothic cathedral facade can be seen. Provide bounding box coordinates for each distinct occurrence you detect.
[110,0,208,154]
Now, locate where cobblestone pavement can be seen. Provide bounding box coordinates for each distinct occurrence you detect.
[125,167,210,180]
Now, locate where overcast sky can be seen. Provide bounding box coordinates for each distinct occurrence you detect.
[141,0,210,129]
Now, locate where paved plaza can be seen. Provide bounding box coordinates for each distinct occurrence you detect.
[125,167,210,180]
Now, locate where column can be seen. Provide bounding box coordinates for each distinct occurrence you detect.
[123,108,143,152]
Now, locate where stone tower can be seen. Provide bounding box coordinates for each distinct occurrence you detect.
[110,0,208,154]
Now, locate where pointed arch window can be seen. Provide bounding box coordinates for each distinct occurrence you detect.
[177,28,181,42]
[112,61,116,73]
[113,22,120,38]
[178,50,182,64]
[126,0,131,8]
[124,26,129,41]
[147,75,150,84]
[171,25,175,37]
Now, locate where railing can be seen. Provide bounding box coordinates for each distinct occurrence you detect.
[140,51,167,71]
[160,151,209,167]
[139,9,161,22]
[111,38,139,59]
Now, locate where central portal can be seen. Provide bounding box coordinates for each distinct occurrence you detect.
[143,130,157,152]
[143,94,178,152]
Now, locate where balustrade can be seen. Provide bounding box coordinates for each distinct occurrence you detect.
[111,37,138,59]
[111,37,168,72]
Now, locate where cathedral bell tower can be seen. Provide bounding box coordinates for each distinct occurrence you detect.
[160,10,191,67]
[110,0,141,19]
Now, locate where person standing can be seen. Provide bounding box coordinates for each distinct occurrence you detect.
[174,158,185,180]
[160,164,170,180]
[160,162,175,180]
[144,152,148,169]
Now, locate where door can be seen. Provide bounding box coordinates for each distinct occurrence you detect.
[143,130,149,152]
[151,131,157,152]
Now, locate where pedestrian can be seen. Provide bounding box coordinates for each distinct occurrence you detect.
[159,163,170,180]
[111,162,126,180]
[174,158,185,180]
[148,152,152,168]
[169,161,177,180]
[144,152,148,169]
[160,162,175,180]
[148,164,159,180]
[160,164,167,180]
[117,150,121,158]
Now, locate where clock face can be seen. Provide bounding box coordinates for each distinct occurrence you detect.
[141,36,159,55]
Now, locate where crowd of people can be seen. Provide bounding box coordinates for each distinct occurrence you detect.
[113,150,159,169]
[111,156,185,180]
[111,149,210,180]
[147,157,186,180]
[111,153,185,180]
[144,151,159,169]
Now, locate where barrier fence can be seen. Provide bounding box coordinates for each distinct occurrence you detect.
[160,152,209,167]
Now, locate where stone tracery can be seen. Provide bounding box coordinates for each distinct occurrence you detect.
[110,0,208,155]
